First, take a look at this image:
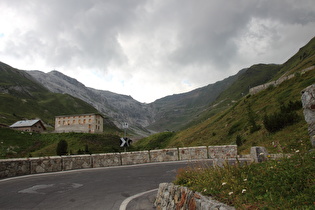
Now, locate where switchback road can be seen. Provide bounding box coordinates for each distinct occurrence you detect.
[0,161,211,210]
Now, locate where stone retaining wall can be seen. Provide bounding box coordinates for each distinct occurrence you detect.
[249,66,314,95]
[0,145,255,179]
[154,182,235,210]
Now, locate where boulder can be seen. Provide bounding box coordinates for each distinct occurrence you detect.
[301,84,315,147]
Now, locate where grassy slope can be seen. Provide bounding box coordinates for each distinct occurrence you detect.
[169,70,314,152]
[181,64,281,130]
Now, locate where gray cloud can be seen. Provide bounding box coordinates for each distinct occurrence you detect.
[0,0,314,102]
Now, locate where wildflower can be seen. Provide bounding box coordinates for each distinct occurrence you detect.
[242,189,246,193]
[259,153,264,155]
[295,150,300,153]
[203,189,207,192]
[243,178,247,181]
[222,182,227,186]
[228,192,233,195]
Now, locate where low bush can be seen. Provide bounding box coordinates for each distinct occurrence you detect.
[56,140,68,156]
[263,100,301,133]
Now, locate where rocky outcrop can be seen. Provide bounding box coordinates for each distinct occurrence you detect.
[154,183,234,210]
[301,84,315,147]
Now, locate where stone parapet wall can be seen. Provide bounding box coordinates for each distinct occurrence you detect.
[0,145,274,179]
[61,155,92,171]
[92,153,121,167]
[150,148,179,162]
[179,146,207,160]
[0,158,30,178]
[208,145,237,159]
[30,156,62,174]
[154,182,235,210]
[121,151,150,165]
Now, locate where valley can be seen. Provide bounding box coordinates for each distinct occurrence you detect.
[0,36,314,158]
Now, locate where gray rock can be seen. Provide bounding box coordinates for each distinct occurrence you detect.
[301,84,315,147]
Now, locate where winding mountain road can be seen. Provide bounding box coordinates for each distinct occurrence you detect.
[0,161,209,210]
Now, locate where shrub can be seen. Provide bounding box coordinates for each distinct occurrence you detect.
[228,122,242,136]
[56,140,68,156]
[236,135,245,147]
[263,100,301,133]
[247,103,261,133]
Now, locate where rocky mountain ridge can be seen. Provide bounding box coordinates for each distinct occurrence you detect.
[27,70,156,136]
[28,68,253,134]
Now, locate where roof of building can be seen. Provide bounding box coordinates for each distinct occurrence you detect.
[10,120,42,128]
[55,113,104,118]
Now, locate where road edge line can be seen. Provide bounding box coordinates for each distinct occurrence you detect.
[119,188,158,210]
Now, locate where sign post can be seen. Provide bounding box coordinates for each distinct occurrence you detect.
[121,122,129,152]
[122,122,128,138]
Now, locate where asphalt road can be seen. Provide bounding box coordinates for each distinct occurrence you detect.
[0,160,210,210]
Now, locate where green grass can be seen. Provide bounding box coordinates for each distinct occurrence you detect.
[174,149,315,209]
[133,131,176,150]
[0,127,123,158]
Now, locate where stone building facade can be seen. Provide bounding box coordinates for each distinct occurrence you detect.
[55,113,103,133]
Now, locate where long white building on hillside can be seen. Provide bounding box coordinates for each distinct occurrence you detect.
[55,113,103,133]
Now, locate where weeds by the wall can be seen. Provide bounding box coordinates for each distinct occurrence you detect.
[174,150,315,209]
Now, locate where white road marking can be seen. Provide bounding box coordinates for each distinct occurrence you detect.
[18,184,54,194]
[119,188,158,210]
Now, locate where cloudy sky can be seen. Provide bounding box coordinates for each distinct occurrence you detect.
[0,0,315,103]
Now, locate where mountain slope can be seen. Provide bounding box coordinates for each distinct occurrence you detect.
[27,70,155,136]
[147,70,244,132]
[0,62,101,126]
[134,36,315,153]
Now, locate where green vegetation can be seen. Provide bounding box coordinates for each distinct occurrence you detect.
[133,131,176,150]
[174,146,314,209]
[263,100,301,133]
[0,127,124,158]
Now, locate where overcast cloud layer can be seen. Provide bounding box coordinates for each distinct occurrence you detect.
[0,0,315,103]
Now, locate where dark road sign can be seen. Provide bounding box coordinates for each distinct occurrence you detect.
[120,137,132,147]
